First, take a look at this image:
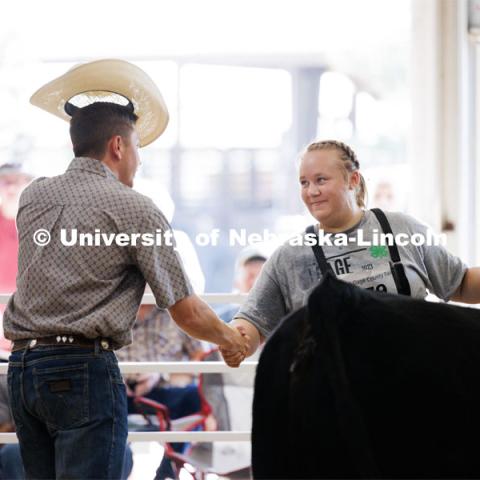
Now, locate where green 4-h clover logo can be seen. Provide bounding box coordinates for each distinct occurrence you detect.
[369,245,388,258]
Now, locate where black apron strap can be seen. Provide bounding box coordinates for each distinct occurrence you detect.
[307,210,411,296]
[306,225,332,275]
[370,208,411,296]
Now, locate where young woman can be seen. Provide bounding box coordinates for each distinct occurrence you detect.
[222,140,480,363]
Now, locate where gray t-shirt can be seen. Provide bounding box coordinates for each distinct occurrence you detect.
[234,210,467,338]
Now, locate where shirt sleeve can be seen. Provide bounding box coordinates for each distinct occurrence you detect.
[422,241,467,301]
[234,256,287,338]
[404,215,468,301]
[129,202,193,309]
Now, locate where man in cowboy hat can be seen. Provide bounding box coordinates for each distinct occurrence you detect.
[3,59,249,480]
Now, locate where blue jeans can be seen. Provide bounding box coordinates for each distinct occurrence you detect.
[8,345,128,479]
[0,444,25,479]
[0,444,134,480]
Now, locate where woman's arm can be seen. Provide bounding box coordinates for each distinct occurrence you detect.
[219,249,286,364]
[450,267,480,303]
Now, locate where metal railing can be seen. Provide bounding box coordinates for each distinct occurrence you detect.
[0,293,247,306]
[0,292,254,444]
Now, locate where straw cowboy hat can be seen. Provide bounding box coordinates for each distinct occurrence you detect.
[30,59,169,147]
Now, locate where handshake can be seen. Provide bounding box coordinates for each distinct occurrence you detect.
[219,322,253,368]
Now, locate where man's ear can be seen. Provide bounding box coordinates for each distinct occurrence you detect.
[108,135,123,161]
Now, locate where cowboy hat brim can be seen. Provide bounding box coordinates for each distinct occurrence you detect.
[30,59,169,147]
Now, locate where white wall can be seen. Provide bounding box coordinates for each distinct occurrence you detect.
[410,0,476,264]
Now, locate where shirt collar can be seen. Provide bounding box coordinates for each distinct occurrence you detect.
[66,157,119,182]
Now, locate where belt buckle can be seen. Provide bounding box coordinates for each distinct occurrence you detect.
[100,339,110,350]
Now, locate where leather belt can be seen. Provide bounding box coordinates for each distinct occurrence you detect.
[12,335,114,352]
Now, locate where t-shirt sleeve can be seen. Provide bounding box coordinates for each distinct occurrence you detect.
[422,241,467,301]
[130,202,193,309]
[402,214,467,301]
[233,255,287,338]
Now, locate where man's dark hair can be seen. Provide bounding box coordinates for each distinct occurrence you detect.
[69,102,138,158]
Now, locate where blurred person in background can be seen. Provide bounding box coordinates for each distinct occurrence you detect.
[0,164,32,476]
[0,163,32,295]
[216,245,268,324]
[0,375,23,480]
[120,181,208,479]
[372,180,396,211]
[117,305,205,480]
[0,163,32,353]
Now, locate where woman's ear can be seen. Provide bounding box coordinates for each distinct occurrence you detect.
[349,170,360,190]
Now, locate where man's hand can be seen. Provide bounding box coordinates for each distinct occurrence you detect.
[169,295,254,366]
[219,324,250,367]
[218,324,250,368]
[133,373,161,397]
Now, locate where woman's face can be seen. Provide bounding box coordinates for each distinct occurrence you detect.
[299,149,358,226]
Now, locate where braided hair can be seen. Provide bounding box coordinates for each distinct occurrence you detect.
[303,140,367,208]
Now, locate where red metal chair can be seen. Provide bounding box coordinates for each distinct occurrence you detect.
[130,349,222,479]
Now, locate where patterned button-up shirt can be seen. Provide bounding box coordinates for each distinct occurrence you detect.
[3,157,192,347]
